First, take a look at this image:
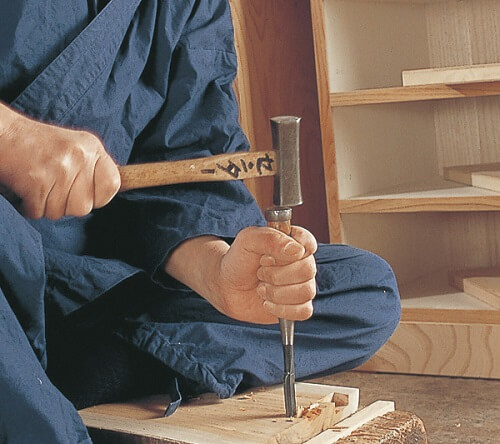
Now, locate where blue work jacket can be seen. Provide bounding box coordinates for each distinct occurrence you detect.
[0,0,265,380]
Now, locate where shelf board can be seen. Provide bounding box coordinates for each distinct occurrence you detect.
[400,270,497,317]
[330,81,500,107]
[339,178,500,213]
[402,63,500,86]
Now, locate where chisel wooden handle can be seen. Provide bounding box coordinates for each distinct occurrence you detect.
[119,150,276,192]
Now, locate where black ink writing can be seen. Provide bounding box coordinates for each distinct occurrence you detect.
[256,153,274,175]
[215,154,275,179]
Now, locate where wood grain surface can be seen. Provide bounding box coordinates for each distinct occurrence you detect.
[358,320,500,378]
[81,383,359,444]
[331,82,500,107]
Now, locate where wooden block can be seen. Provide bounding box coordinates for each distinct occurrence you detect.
[80,383,359,444]
[470,171,500,194]
[450,267,500,309]
[304,401,394,443]
[334,411,427,444]
[463,277,500,310]
[443,164,500,194]
[402,63,500,86]
[443,163,500,187]
[449,267,500,291]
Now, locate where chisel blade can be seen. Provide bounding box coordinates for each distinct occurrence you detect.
[283,346,297,418]
[280,317,297,418]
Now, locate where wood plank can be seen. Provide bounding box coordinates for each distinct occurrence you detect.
[338,176,500,213]
[340,196,500,213]
[450,266,500,290]
[335,411,428,444]
[357,321,500,378]
[402,63,500,86]
[450,267,500,309]
[310,0,342,243]
[463,277,500,309]
[81,383,359,444]
[401,308,500,324]
[471,171,500,193]
[443,162,500,187]
[304,401,394,443]
[330,82,500,107]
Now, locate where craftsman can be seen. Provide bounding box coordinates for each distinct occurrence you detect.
[0,1,401,443]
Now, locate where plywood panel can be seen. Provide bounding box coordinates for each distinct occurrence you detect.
[358,321,500,378]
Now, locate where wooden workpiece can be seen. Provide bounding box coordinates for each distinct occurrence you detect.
[81,383,360,444]
[334,411,427,444]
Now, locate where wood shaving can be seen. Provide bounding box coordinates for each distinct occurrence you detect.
[296,403,322,420]
[237,392,256,401]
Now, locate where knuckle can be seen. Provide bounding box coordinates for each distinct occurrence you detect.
[307,280,317,298]
[67,199,93,218]
[78,130,102,149]
[299,303,314,321]
[265,285,277,303]
[304,260,317,277]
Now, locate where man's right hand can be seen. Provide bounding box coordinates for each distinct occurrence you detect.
[0,103,121,220]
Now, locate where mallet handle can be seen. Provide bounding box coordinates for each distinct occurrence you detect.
[119,150,276,192]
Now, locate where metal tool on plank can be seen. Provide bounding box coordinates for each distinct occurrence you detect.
[265,116,302,418]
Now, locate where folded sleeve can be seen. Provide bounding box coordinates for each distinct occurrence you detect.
[105,0,266,287]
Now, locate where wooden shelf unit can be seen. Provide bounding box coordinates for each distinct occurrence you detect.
[311,0,500,378]
[228,0,500,379]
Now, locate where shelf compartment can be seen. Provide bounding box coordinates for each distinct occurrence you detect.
[402,63,500,87]
[330,81,500,107]
[339,179,500,213]
[359,271,500,379]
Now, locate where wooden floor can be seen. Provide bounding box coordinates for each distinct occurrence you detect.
[311,371,500,444]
